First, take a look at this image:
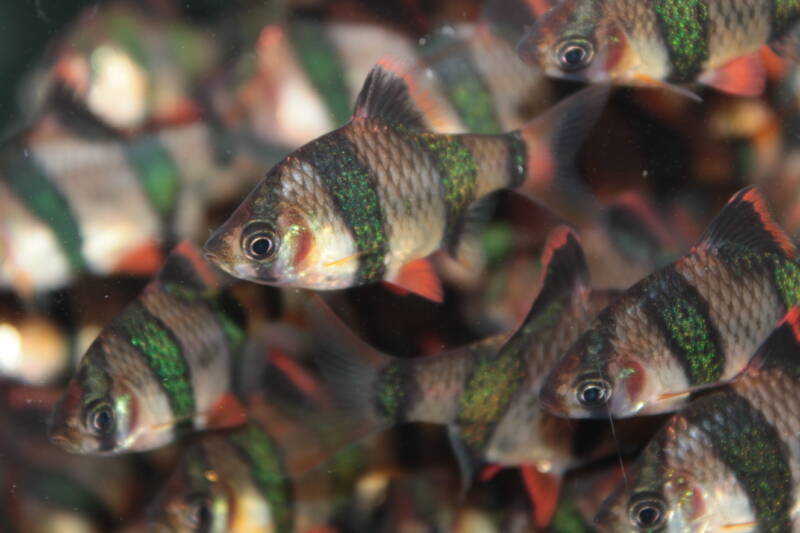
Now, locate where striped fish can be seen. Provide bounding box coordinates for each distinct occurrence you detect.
[148,399,374,533]
[518,0,800,97]
[0,116,272,296]
[308,226,615,527]
[47,241,247,455]
[595,307,800,533]
[540,186,800,419]
[204,62,606,302]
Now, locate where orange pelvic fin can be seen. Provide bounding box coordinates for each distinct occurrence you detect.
[520,465,562,529]
[702,52,766,97]
[385,258,443,303]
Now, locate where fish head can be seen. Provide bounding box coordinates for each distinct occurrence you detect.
[540,302,690,419]
[595,434,724,533]
[517,0,627,85]
[47,340,137,455]
[204,161,329,289]
[150,433,276,533]
[149,442,232,533]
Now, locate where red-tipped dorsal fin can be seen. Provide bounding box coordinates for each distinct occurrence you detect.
[695,186,796,259]
[520,465,562,529]
[528,0,554,16]
[386,258,443,303]
[170,240,220,287]
[352,58,429,129]
[536,225,590,296]
[701,52,766,97]
[207,393,248,430]
[270,348,331,407]
[782,306,800,341]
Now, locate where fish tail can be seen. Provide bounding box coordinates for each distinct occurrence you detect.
[515,84,609,224]
[307,296,396,427]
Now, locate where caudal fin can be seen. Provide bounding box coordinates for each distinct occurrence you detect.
[515,85,609,225]
[306,296,397,427]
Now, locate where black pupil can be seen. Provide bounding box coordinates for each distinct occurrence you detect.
[637,506,660,527]
[581,385,603,404]
[93,409,111,432]
[250,236,272,257]
[563,46,586,66]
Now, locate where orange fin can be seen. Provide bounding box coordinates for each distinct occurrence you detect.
[270,348,331,407]
[520,465,562,529]
[721,521,758,531]
[114,240,164,275]
[702,53,765,97]
[385,258,443,303]
[480,464,504,482]
[207,393,248,430]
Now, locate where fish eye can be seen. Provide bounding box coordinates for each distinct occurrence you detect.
[86,402,114,436]
[575,376,612,407]
[187,495,213,531]
[629,496,666,529]
[242,223,280,262]
[555,39,594,71]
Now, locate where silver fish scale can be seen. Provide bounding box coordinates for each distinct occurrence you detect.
[679,251,784,382]
[344,121,447,276]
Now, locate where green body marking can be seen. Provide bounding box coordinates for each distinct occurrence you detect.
[410,132,478,243]
[228,424,293,533]
[419,32,502,134]
[375,363,409,420]
[287,20,352,127]
[456,351,526,450]
[687,391,793,532]
[3,153,86,274]
[113,302,195,427]
[125,136,181,219]
[645,269,724,385]
[773,259,800,309]
[653,0,709,82]
[304,131,388,283]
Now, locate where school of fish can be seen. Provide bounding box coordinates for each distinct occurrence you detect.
[7,0,800,532]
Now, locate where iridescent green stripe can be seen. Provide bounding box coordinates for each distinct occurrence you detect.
[375,362,413,421]
[456,349,526,450]
[773,259,800,309]
[419,32,502,134]
[124,136,181,219]
[287,20,352,126]
[2,152,86,274]
[686,390,792,532]
[410,132,478,244]
[302,131,388,283]
[653,0,709,82]
[642,268,724,386]
[228,424,293,533]
[112,301,194,428]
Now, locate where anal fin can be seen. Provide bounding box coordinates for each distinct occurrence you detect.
[207,392,248,430]
[384,258,443,303]
[701,52,766,97]
[520,465,562,529]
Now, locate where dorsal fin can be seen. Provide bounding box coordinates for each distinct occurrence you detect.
[352,60,428,130]
[695,186,796,259]
[534,225,590,307]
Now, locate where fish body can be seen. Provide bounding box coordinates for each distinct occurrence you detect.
[312,226,614,525]
[519,0,800,97]
[149,399,376,533]
[0,118,268,295]
[204,63,604,301]
[541,186,800,419]
[48,241,247,455]
[596,307,800,533]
